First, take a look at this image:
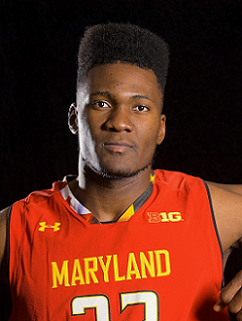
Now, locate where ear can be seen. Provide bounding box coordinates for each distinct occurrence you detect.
[156,114,166,145]
[68,103,78,135]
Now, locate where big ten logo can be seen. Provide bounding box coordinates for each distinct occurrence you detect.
[147,212,183,223]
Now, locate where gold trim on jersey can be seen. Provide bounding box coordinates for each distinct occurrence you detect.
[118,204,135,222]
[117,171,154,222]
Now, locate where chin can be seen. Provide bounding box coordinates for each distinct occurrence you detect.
[98,164,151,180]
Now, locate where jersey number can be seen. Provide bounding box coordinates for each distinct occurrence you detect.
[71,291,158,320]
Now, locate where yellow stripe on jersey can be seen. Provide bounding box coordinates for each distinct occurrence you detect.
[117,171,155,222]
[118,204,135,222]
[150,171,155,184]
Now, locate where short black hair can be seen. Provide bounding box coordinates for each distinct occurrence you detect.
[77,23,169,93]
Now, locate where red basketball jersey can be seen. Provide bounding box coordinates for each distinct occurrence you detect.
[8,170,229,320]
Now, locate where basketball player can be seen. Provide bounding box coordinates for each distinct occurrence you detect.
[0,23,242,320]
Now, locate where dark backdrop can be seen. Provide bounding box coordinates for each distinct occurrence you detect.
[0,0,242,209]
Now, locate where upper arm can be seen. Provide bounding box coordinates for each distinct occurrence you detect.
[206,182,242,252]
[207,182,242,196]
[0,208,12,319]
[0,207,10,275]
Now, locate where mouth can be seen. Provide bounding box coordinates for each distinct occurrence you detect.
[103,142,133,153]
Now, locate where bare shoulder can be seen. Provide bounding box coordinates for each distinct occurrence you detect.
[206,181,242,196]
[206,181,242,252]
[0,207,10,268]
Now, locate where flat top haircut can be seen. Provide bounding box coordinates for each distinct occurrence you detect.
[77,23,169,93]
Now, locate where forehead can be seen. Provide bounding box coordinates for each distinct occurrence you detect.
[84,63,163,103]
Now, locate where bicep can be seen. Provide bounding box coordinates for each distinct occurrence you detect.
[0,207,12,319]
[206,182,242,252]
[207,182,242,196]
[0,207,10,273]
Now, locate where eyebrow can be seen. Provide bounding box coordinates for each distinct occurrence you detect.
[130,94,155,103]
[90,91,115,99]
[90,91,155,103]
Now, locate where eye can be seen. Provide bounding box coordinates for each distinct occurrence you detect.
[92,101,110,109]
[134,105,149,112]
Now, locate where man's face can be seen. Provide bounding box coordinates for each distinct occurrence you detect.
[75,62,166,179]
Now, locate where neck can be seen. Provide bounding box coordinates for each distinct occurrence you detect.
[69,165,152,222]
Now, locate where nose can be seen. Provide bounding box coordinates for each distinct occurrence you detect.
[103,107,133,132]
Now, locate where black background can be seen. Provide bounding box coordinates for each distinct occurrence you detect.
[0,0,242,209]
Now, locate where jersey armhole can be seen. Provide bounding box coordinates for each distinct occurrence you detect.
[0,206,13,320]
[6,206,12,285]
[202,180,225,288]
[2,205,13,286]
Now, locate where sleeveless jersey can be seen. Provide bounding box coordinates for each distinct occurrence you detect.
[8,170,229,320]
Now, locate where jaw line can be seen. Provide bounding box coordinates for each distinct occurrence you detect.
[85,161,152,181]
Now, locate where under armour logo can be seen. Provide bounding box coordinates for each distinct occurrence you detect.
[39,222,61,232]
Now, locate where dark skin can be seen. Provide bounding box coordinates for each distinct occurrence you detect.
[0,62,242,318]
[69,62,166,222]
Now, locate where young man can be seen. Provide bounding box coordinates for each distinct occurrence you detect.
[0,23,242,320]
